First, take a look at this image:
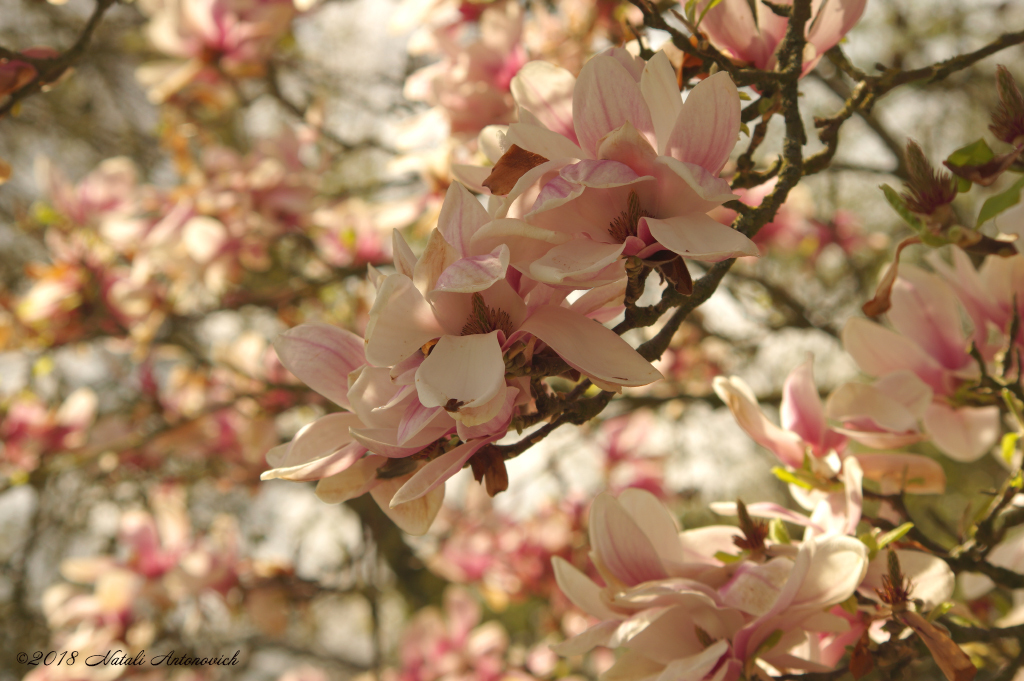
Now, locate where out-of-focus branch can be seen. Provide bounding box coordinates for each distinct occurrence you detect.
[0,0,118,118]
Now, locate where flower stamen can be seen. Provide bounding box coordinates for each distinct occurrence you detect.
[608,190,652,243]
[461,292,515,337]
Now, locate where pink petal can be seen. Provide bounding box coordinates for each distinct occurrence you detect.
[528,239,626,286]
[550,621,620,656]
[595,121,659,172]
[889,265,972,371]
[842,456,864,535]
[551,556,618,619]
[510,60,578,143]
[433,246,510,294]
[651,156,737,212]
[457,386,518,440]
[923,403,1000,462]
[664,72,740,175]
[588,492,669,585]
[470,218,570,272]
[519,305,663,387]
[392,229,416,278]
[713,376,806,467]
[274,323,365,409]
[573,54,654,158]
[781,358,829,453]
[364,274,444,368]
[261,413,363,481]
[806,0,868,65]
[505,122,584,160]
[842,318,948,392]
[370,471,445,535]
[451,164,492,194]
[852,453,946,495]
[397,400,446,446]
[437,181,492,259]
[415,332,506,410]
[350,425,453,459]
[315,454,387,503]
[645,214,759,261]
[389,437,498,506]
[640,51,684,154]
[698,0,775,67]
[412,228,459,295]
[824,382,921,434]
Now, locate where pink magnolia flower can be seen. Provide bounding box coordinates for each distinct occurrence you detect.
[136,0,297,103]
[464,48,757,289]
[844,264,1001,461]
[696,0,867,76]
[551,488,869,677]
[712,358,945,504]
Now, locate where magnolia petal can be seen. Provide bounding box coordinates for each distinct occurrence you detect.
[452,164,492,194]
[389,437,496,506]
[852,453,946,495]
[529,239,626,285]
[510,60,578,143]
[274,323,365,409]
[260,412,362,479]
[573,53,654,158]
[315,455,387,504]
[781,358,828,453]
[365,274,443,368]
[552,556,618,620]
[640,51,684,155]
[712,376,806,467]
[806,0,868,63]
[589,493,669,586]
[416,332,505,410]
[397,400,446,446]
[433,246,511,294]
[471,218,570,272]
[842,318,947,392]
[437,181,492,258]
[664,72,740,175]
[550,620,620,657]
[505,122,584,161]
[596,120,659,172]
[645,214,758,262]
[370,472,445,536]
[825,382,920,434]
[792,535,869,610]
[457,386,518,439]
[413,228,460,296]
[890,266,972,372]
[617,487,686,567]
[698,0,772,66]
[656,641,730,681]
[349,425,452,459]
[923,403,1000,462]
[519,305,662,387]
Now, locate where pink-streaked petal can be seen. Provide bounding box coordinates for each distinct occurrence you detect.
[781,358,828,453]
[713,376,807,467]
[852,453,946,495]
[573,54,654,158]
[595,121,660,173]
[825,382,921,434]
[519,305,663,387]
[510,60,578,143]
[261,412,362,480]
[656,641,731,681]
[604,46,646,81]
[646,214,759,262]
[807,0,868,63]
[792,535,869,610]
[529,239,626,286]
[274,323,365,409]
[433,246,510,294]
[588,492,669,586]
[873,370,934,417]
[389,437,497,506]
[551,556,618,620]
[365,274,444,368]
[698,0,774,66]
[416,332,505,410]
[664,72,740,175]
[494,158,571,219]
[570,278,627,320]
[397,401,446,446]
[262,441,366,483]
[889,265,972,372]
[350,425,453,459]
[505,122,584,161]
[437,181,492,259]
[315,454,387,503]
[370,471,445,536]
[348,366,410,428]
[470,218,570,272]
[923,403,1000,462]
[842,318,948,392]
[640,51,684,155]
[617,487,687,567]
[652,156,737,212]
[678,525,744,565]
[550,621,620,657]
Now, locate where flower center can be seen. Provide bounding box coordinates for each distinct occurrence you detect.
[607,191,652,243]
[461,292,515,337]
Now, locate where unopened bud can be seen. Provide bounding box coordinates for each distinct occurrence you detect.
[991,65,1024,145]
[902,141,957,216]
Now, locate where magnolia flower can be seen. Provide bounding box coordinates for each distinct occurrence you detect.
[713,358,945,506]
[551,488,869,677]
[696,0,867,76]
[464,48,757,290]
[844,264,1001,461]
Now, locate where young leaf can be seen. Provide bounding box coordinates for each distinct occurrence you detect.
[977,174,1024,226]
[877,522,915,549]
[880,184,924,231]
[1001,432,1019,465]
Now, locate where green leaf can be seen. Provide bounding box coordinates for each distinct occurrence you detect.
[858,531,880,559]
[714,551,744,564]
[877,522,915,549]
[927,601,956,623]
[683,0,698,23]
[947,139,995,168]
[1002,432,1019,465]
[768,518,791,545]
[880,184,924,232]
[753,629,784,658]
[770,466,814,490]
[977,175,1024,226]
[695,0,724,28]
[739,122,750,137]
[738,91,752,101]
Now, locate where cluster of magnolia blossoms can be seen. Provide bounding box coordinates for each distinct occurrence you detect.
[262,46,758,531]
[552,487,955,679]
